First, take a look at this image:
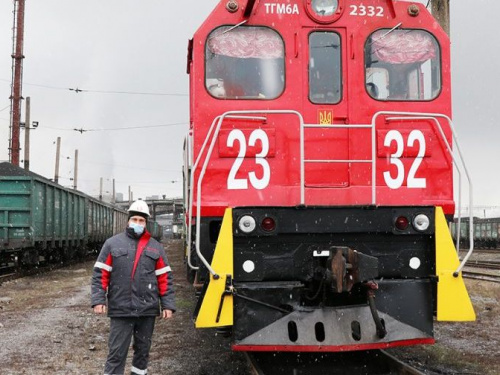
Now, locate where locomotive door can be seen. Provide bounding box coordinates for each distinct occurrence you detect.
[302,27,350,190]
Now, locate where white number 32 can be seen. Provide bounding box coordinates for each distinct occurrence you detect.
[383,130,426,189]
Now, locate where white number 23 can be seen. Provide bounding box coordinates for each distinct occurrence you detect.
[227,129,271,190]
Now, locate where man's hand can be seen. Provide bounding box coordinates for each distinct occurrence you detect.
[162,309,173,320]
[93,304,107,314]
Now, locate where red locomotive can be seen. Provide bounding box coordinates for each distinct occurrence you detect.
[184,0,475,353]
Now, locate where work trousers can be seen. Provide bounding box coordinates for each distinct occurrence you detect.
[104,316,156,375]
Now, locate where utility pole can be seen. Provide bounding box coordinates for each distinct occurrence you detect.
[431,0,450,36]
[54,137,61,184]
[112,179,116,204]
[23,97,30,170]
[99,177,103,201]
[9,0,26,166]
[73,149,78,189]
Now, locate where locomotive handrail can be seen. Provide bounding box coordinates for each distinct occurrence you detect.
[187,115,222,273]
[187,114,268,272]
[190,110,304,278]
[190,110,473,279]
[384,115,464,251]
[372,111,474,277]
[187,116,272,270]
[184,134,195,270]
[187,113,275,277]
[191,115,378,274]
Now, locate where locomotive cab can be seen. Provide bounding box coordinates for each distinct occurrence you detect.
[185,0,475,353]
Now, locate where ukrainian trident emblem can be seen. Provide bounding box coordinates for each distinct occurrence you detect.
[318,110,333,125]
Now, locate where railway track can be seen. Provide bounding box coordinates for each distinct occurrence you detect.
[462,259,500,283]
[462,270,500,284]
[246,350,426,375]
[460,248,500,254]
[0,254,95,285]
[465,260,500,270]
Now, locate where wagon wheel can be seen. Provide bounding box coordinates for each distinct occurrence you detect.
[47,248,63,264]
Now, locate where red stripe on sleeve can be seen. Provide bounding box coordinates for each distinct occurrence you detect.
[101,253,113,291]
[156,257,168,296]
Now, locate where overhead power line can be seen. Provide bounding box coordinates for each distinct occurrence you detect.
[41,121,187,132]
[67,87,188,97]
[74,122,187,132]
[0,78,188,97]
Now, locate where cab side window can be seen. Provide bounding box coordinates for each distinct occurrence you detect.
[309,32,342,104]
[365,29,441,101]
[205,26,285,100]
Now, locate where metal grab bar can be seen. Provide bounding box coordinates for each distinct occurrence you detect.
[383,116,463,251]
[187,110,473,279]
[188,112,288,277]
[373,111,474,277]
[187,115,269,273]
[186,116,220,272]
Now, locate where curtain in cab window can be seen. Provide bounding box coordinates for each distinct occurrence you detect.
[309,32,342,104]
[365,29,441,101]
[205,26,285,100]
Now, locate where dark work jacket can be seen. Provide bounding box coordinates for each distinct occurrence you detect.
[91,227,175,317]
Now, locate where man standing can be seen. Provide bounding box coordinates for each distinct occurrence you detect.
[91,200,175,375]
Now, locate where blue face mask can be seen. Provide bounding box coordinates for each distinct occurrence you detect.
[129,222,145,235]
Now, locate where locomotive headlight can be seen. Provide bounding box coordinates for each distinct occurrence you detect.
[311,0,338,16]
[239,215,256,233]
[413,214,430,232]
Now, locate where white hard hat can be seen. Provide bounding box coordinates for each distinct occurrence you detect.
[128,200,151,218]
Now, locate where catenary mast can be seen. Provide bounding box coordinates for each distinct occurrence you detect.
[9,0,26,166]
[431,0,450,36]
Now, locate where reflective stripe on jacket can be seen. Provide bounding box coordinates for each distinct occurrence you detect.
[91,228,175,317]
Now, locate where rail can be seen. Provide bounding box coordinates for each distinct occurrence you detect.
[187,110,473,278]
[246,350,426,374]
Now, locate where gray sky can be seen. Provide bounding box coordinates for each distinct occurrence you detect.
[0,0,218,200]
[0,1,498,214]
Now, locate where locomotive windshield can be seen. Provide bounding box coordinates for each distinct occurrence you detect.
[365,29,441,101]
[309,31,342,104]
[205,26,285,100]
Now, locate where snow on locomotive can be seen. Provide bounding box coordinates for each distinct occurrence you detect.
[184,0,475,352]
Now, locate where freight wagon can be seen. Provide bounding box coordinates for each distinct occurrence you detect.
[451,217,500,249]
[147,220,163,242]
[0,162,161,267]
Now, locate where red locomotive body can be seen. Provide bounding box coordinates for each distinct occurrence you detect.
[185,0,474,353]
[188,0,452,216]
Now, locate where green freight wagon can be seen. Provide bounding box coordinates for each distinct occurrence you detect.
[87,199,114,250]
[0,162,87,265]
[87,202,128,250]
[147,220,163,242]
[0,162,128,266]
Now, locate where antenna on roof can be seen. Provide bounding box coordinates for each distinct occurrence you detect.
[244,0,257,18]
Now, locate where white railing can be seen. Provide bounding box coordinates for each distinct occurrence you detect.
[374,112,474,276]
[187,110,474,278]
